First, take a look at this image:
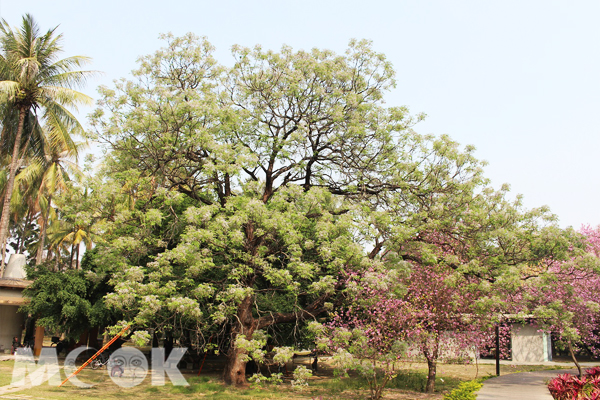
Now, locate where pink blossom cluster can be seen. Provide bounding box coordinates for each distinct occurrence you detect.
[327,263,497,362]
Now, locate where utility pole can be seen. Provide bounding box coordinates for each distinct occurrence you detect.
[495,324,500,376]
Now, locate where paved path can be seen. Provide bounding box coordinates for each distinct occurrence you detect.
[477,369,577,400]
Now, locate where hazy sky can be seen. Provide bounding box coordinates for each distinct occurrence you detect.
[3,1,599,228]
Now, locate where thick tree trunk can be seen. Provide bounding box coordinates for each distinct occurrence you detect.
[0,106,27,275]
[426,358,437,393]
[88,326,100,349]
[77,329,89,347]
[36,194,52,265]
[223,340,252,386]
[223,295,256,386]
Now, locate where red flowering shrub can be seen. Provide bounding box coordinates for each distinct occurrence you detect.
[548,369,600,400]
[587,367,600,378]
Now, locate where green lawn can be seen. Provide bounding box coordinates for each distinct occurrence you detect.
[0,359,567,400]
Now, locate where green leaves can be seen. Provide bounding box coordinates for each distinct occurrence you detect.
[22,263,116,340]
[234,330,268,363]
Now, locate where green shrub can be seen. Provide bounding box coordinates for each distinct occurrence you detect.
[443,380,483,400]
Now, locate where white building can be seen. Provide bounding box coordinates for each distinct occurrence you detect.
[0,254,30,353]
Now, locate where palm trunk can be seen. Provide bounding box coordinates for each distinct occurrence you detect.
[76,243,80,270]
[18,210,32,254]
[69,241,75,269]
[35,194,52,265]
[0,106,27,275]
[54,249,60,271]
[14,236,21,254]
[223,295,256,386]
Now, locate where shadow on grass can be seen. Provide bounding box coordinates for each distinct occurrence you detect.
[167,376,290,399]
[312,370,464,394]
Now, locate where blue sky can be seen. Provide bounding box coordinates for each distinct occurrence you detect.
[3,1,600,228]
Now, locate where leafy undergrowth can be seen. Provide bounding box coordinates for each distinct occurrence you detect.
[548,367,600,400]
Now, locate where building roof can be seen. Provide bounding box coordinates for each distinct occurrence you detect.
[0,278,31,289]
[0,295,28,306]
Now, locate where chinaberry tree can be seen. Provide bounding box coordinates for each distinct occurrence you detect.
[90,33,430,386]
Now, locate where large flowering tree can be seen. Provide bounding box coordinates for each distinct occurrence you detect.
[89,34,451,386]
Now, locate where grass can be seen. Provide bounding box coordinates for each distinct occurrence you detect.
[0,359,14,386]
[308,370,461,393]
[0,358,574,400]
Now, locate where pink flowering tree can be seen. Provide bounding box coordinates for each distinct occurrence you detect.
[316,262,496,397]
[313,268,409,400]
[397,263,492,393]
[524,226,600,376]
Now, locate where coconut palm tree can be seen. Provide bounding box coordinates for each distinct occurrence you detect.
[45,218,72,269]
[0,14,93,273]
[15,134,82,264]
[46,212,95,270]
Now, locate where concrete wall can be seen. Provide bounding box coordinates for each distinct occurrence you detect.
[4,254,26,279]
[0,286,26,303]
[0,305,25,353]
[511,323,552,363]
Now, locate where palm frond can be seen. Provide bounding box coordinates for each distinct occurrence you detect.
[0,80,19,99]
[41,86,93,108]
